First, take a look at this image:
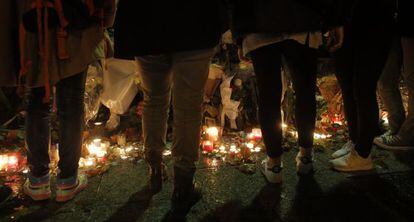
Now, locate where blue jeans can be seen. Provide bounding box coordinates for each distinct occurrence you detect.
[26,71,86,179]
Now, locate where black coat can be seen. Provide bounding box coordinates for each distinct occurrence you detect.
[228,0,346,40]
[114,0,227,58]
[398,0,414,37]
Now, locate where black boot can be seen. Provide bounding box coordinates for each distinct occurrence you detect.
[148,163,167,194]
[163,167,201,221]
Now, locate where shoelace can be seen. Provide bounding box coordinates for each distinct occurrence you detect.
[267,165,283,174]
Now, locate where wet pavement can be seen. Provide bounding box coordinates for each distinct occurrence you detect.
[1,147,414,222]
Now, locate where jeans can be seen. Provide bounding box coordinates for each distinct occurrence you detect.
[136,48,214,172]
[378,37,414,143]
[335,25,393,158]
[250,40,317,158]
[26,71,86,179]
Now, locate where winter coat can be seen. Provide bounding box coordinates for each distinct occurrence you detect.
[114,0,228,58]
[348,0,396,29]
[0,0,19,87]
[228,0,346,41]
[0,0,116,88]
[398,0,414,37]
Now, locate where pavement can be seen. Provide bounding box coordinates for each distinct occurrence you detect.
[1,146,414,222]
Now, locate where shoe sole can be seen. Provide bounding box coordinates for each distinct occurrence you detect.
[333,164,374,172]
[373,140,414,151]
[23,187,51,201]
[56,183,87,202]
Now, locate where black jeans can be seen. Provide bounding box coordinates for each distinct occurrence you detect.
[26,71,86,179]
[250,40,317,158]
[334,25,393,158]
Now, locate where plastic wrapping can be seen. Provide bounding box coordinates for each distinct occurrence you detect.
[84,61,104,123]
[101,58,139,115]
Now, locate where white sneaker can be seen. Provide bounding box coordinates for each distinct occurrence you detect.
[330,148,374,172]
[258,159,282,184]
[331,141,355,159]
[295,152,314,175]
[106,113,120,131]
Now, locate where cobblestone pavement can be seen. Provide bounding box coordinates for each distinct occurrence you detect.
[1,147,414,222]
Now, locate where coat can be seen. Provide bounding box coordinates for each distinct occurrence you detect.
[0,0,19,87]
[114,0,227,58]
[228,0,346,41]
[398,0,414,37]
[0,0,116,88]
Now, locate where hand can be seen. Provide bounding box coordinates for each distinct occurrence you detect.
[327,26,344,53]
[238,48,251,63]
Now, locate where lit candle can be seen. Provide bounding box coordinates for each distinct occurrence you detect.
[206,127,220,142]
[202,141,214,152]
[87,139,108,158]
[0,154,19,172]
[252,128,262,140]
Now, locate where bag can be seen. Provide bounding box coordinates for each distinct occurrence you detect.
[101,59,139,115]
[62,0,105,30]
[22,0,105,33]
[22,0,59,33]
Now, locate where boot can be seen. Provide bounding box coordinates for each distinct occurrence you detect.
[148,163,166,194]
[163,167,201,221]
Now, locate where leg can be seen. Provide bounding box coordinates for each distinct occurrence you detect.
[334,26,358,143]
[171,48,214,172]
[56,72,87,179]
[168,48,214,217]
[136,55,172,166]
[250,44,284,159]
[399,37,414,143]
[26,87,51,177]
[282,40,317,151]
[377,37,404,134]
[354,28,394,157]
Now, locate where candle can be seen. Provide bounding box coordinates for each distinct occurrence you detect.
[252,128,262,140]
[206,127,220,142]
[0,154,19,172]
[202,141,214,152]
[87,139,108,158]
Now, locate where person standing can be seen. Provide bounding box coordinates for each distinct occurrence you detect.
[228,0,344,183]
[13,0,116,202]
[331,0,396,171]
[114,0,226,219]
[374,0,414,151]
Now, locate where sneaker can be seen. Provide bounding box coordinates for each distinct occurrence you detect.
[374,134,414,151]
[295,153,314,175]
[0,185,13,206]
[56,173,88,202]
[331,141,355,159]
[330,148,374,172]
[23,174,51,201]
[258,159,282,184]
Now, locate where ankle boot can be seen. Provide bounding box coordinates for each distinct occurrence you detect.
[148,162,168,194]
[164,167,201,221]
